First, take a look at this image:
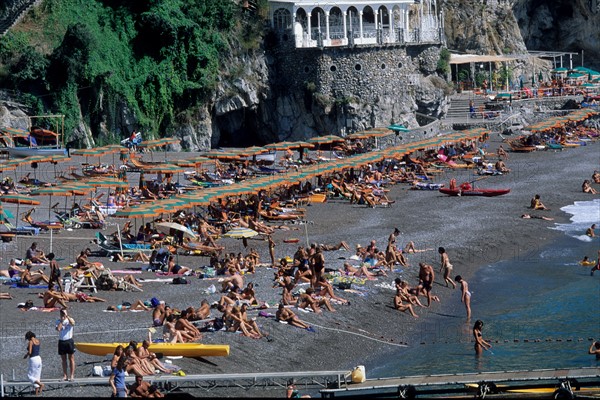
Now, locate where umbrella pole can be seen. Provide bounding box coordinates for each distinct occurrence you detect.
[304,221,309,248]
[50,227,53,253]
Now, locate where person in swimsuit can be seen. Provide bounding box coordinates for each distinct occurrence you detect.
[591,249,600,276]
[439,247,456,289]
[473,320,491,356]
[275,303,311,330]
[455,275,471,320]
[586,224,596,238]
[589,341,600,359]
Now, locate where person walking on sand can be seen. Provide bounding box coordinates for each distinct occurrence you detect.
[56,308,76,381]
[438,247,456,289]
[24,331,44,395]
[473,320,492,356]
[455,275,471,320]
[109,355,128,398]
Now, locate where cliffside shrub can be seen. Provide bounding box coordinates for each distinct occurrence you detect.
[0,0,247,142]
[436,47,451,77]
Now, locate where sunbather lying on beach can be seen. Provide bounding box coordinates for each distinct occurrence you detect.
[275,303,311,330]
[521,214,554,221]
[0,292,12,299]
[338,262,386,279]
[314,276,349,305]
[20,264,49,286]
[297,288,335,313]
[106,300,150,311]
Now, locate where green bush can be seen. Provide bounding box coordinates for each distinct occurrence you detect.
[436,47,451,76]
[1,0,252,142]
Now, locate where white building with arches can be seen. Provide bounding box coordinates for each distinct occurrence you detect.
[269,0,443,48]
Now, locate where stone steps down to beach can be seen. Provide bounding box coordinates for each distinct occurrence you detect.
[0,0,40,36]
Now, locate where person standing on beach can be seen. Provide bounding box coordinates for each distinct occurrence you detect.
[47,253,63,293]
[438,247,456,289]
[268,235,276,267]
[472,320,491,356]
[56,308,76,381]
[24,331,44,395]
[109,355,128,397]
[418,262,435,307]
[455,275,471,320]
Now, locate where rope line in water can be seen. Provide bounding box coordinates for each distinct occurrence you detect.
[418,337,596,345]
[308,322,409,348]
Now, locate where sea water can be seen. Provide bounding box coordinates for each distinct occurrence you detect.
[372,199,600,377]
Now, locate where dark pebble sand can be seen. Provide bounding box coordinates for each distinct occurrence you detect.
[0,130,598,397]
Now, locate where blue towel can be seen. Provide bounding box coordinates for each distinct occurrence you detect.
[9,283,48,289]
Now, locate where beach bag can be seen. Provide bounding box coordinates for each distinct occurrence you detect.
[172,277,188,285]
[338,281,352,290]
[204,267,216,278]
[96,271,116,291]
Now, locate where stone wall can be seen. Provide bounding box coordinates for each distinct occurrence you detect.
[265,32,446,138]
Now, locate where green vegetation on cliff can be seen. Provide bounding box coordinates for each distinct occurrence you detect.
[0,0,265,142]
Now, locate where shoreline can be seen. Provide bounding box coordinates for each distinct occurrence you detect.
[0,128,599,397]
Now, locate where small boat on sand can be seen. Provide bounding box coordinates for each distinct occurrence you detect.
[439,180,510,197]
[75,342,230,357]
[439,187,510,197]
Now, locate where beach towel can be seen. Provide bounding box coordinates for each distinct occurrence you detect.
[25,307,60,312]
[111,270,142,274]
[10,283,48,289]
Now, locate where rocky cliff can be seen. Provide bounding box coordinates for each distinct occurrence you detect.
[2,0,597,149]
[513,0,600,69]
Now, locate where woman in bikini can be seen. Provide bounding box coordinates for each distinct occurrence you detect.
[455,275,471,320]
[473,320,492,355]
[439,247,456,289]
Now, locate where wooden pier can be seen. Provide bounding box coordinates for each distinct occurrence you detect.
[320,367,600,399]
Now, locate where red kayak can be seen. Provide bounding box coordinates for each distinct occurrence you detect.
[439,188,510,197]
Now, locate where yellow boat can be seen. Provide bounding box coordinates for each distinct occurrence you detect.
[75,342,230,357]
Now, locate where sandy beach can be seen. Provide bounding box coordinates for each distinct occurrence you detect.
[0,127,598,397]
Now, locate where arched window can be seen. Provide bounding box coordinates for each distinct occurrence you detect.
[273,8,292,31]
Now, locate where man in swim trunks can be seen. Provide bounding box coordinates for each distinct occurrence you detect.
[418,262,435,307]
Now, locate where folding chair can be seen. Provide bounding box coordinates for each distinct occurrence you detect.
[72,273,97,293]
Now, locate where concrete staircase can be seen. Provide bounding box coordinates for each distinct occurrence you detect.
[445,92,487,121]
